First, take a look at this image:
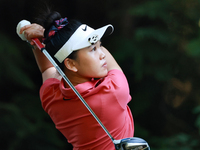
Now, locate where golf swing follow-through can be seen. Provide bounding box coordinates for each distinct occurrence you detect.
[16,10,150,150]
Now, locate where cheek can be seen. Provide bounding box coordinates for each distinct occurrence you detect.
[78,60,102,76]
[76,57,94,73]
[83,60,99,73]
[76,53,107,77]
[78,54,98,69]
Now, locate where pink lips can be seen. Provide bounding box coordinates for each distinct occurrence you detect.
[102,62,107,68]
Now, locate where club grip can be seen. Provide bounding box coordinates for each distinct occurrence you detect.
[16,20,31,41]
[32,38,45,50]
[16,20,45,51]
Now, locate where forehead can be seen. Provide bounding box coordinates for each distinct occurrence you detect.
[75,41,101,60]
[79,40,101,50]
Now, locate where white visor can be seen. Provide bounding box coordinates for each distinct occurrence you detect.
[54,24,114,63]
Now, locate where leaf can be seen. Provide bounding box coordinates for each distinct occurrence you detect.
[186,34,200,57]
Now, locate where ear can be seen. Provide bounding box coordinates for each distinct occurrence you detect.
[64,58,78,72]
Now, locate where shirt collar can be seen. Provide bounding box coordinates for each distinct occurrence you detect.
[59,78,103,99]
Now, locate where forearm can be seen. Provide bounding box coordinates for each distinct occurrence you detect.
[102,47,122,72]
[32,45,54,73]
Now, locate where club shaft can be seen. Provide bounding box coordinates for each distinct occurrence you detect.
[32,38,115,141]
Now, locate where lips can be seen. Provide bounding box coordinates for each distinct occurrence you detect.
[102,62,107,68]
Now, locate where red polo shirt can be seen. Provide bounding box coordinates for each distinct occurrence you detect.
[40,69,134,150]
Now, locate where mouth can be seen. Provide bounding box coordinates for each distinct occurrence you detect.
[102,62,107,68]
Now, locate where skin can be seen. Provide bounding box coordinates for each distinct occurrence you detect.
[64,41,108,86]
[20,24,122,87]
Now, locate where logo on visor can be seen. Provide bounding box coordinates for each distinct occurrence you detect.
[88,35,99,45]
[82,25,87,31]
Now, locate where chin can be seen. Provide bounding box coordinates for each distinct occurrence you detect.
[92,70,108,79]
[100,72,108,78]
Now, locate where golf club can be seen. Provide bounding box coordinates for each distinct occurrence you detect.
[16,20,150,150]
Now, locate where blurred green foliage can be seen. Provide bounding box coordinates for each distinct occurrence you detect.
[1,0,200,149]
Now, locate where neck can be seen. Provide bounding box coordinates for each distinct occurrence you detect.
[63,70,91,88]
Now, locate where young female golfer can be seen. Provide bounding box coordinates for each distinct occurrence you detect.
[20,11,134,150]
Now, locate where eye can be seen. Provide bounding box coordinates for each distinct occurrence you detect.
[92,46,96,51]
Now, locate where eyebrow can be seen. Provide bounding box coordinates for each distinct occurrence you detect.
[87,40,101,48]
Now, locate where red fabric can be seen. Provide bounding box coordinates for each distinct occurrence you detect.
[40,69,134,150]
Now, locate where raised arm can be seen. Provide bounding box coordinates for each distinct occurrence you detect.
[20,24,61,82]
[102,46,123,72]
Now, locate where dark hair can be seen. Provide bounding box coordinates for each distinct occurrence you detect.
[36,10,82,69]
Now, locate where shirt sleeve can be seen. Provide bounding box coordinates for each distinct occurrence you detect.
[40,78,60,110]
[101,69,132,109]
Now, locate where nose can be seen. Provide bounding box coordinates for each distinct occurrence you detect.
[99,48,106,60]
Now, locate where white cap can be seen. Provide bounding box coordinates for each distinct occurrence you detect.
[54,24,114,63]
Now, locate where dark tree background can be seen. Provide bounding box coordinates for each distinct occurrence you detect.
[1,0,200,149]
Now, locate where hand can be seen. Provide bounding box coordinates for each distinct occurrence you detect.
[20,23,44,45]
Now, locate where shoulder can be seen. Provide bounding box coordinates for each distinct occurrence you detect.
[106,69,128,84]
[40,77,60,98]
[42,67,62,82]
[95,69,129,92]
[97,69,131,109]
[107,69,124,76]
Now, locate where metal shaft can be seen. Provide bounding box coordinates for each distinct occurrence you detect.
[32,39,115,141]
